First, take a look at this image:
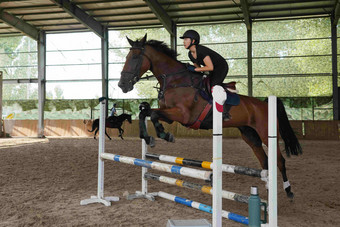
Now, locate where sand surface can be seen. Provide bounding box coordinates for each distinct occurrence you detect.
[0,137,339,227]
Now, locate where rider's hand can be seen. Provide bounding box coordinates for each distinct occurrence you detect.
[186,63,196,72]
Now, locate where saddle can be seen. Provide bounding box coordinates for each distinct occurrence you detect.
[199,76,239,105]
[189,77,240,130]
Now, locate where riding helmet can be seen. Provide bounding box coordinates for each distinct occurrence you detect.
[180,30,200,45]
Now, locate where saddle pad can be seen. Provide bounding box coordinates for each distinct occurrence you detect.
[225,90,240,106]
[199,89,240,106]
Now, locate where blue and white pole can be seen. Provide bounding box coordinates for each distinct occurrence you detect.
[158,191,249,225]
[100,153,212,181]
[212,85,227,227]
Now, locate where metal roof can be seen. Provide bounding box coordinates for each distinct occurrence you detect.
[0,0,339,39]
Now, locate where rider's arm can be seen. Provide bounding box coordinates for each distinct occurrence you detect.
[194,56,214,72]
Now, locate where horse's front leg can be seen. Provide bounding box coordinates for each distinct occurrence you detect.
[139,104,155,147]
[150,110,175,143]
[118,127,124,140]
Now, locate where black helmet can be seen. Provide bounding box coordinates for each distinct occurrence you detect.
[180,30,200,45]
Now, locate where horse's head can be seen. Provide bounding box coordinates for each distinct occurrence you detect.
[118,34,152,93]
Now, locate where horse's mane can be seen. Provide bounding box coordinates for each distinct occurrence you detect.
[145,40,179,61]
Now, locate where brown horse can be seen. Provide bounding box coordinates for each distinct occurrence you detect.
[118,34,302,199]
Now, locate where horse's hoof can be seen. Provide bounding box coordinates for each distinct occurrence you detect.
[165,133,175,143]
[287,191,294,200]
[149,136,155,148]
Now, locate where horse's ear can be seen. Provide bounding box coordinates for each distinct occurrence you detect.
[126,36,134,47]
[140,33,147,46]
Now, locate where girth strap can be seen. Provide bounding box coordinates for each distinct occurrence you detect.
[188,103,212,130]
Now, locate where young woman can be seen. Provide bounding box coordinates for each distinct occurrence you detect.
[180,29,229,87]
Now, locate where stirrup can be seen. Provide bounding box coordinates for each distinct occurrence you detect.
[222,112,231,121]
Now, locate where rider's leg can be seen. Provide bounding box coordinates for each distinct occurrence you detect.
[210,67,230,120]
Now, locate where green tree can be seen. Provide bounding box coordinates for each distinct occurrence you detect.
[0,36,38,100]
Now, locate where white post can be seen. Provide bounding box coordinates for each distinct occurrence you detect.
[268,96,278,227]
[97,98,106,199]
[127,116,156,201]
[0,71,3,137]
[142,118,148,194]
[212,86,227,227]
[80,98,119,206]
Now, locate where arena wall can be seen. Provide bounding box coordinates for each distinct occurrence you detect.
[3,120,339,140]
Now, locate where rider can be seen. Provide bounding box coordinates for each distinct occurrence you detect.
[180,30,230,120]
[109,103,118,124]
[110,103,117,117]
[180,29,229,88]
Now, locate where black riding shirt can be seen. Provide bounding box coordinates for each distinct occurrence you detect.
[188,45,228,86]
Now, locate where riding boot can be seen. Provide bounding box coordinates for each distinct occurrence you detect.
[223,103,232,121]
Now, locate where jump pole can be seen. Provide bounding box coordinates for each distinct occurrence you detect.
[80,97,119,206]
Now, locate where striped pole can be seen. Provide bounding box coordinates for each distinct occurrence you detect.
[145,153,267,179]
[144,172,267,205]
[101,153,212,181]
[157,191,249,225]
[268,96,278,227]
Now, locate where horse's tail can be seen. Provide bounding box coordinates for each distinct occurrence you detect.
[88,119,98,132]
[276,98,303,157]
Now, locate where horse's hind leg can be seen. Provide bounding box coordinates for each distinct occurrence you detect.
[255,125,294,199]
[238,126,268,169]
[94,129,98,140]
[105,129,112,140]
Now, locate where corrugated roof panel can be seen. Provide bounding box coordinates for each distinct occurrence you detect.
[252,7,333,19]
[0,0,52,8]
[35,24,86,31]
[97,13,156,22]
[29,18,79,26]
[0,0,337,36]
[5,7,63,15]
[89,6,152,16]
[18,13,72,20]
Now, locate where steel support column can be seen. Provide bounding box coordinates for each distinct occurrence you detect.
[38,31,46,138]
[331,15,339,120]
[101,27,109,114]
[144,0,177,51]
[171,23,177,52]
[247,24,253,97]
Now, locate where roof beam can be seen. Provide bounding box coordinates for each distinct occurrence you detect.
[0,9,39,40]
[144,0,175,36]
[50,0,104,38]
[333,0,340,26]
[240,0,251,30]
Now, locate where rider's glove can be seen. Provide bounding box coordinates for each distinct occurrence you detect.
[186,63,196,72]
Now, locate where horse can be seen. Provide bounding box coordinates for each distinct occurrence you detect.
[88,113,132,140]
[118,34,302,199]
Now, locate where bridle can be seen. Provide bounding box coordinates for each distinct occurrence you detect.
[121,46,153,85]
